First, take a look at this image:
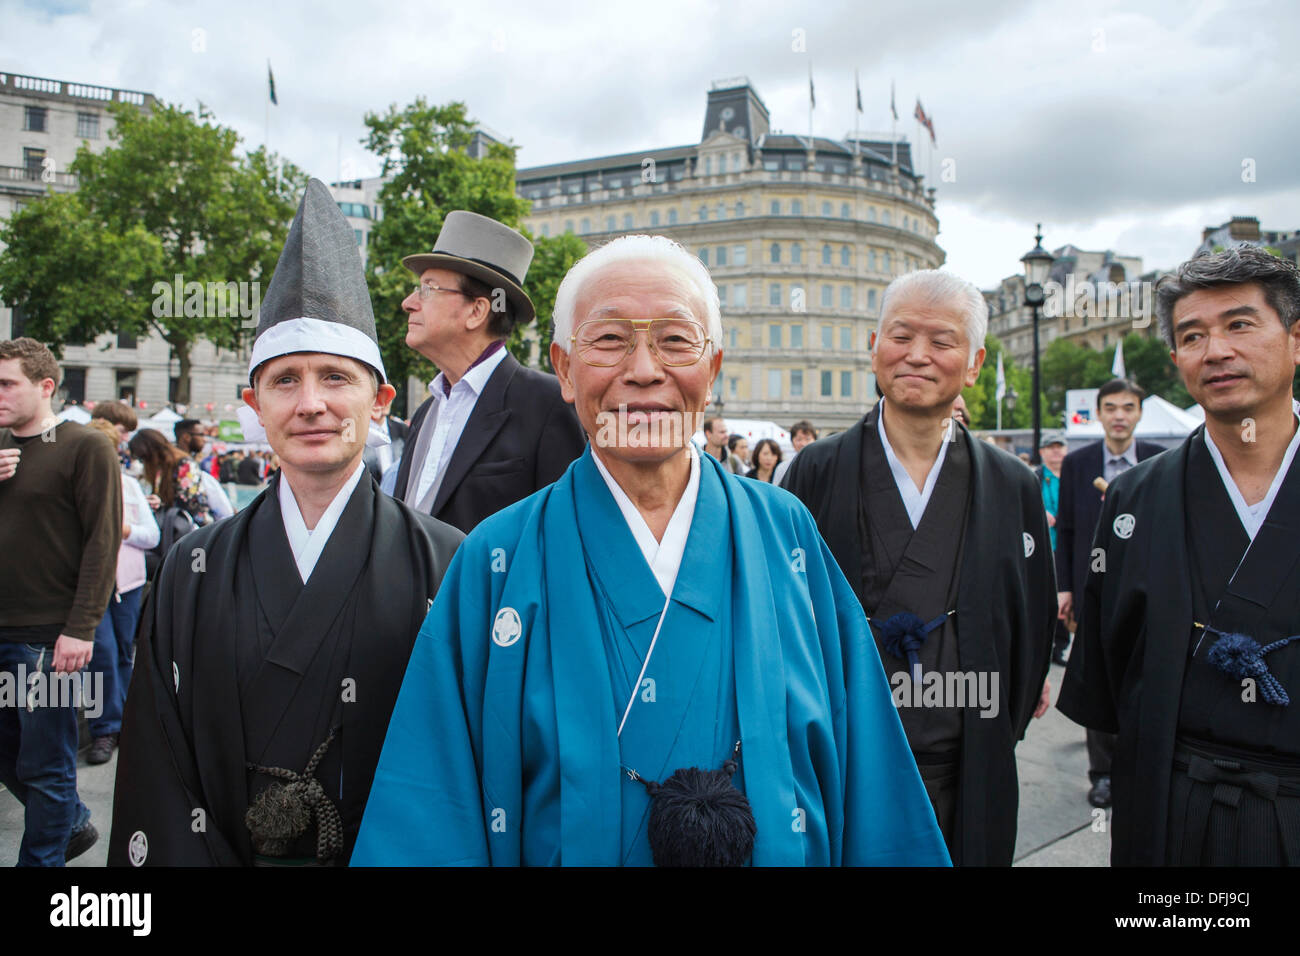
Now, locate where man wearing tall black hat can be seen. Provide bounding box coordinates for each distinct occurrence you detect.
[391,212,585,533]
[106,179,463,866]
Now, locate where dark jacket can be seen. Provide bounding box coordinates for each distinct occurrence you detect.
[392,352,586,534]
[362,416,409,484]
[1055,439,1165,600]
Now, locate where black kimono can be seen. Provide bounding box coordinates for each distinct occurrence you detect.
[107,471,463,866]
[1058,426,1300,866]
[783,406,1057,865]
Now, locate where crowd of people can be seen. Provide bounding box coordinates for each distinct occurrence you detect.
[1,178,1297,868]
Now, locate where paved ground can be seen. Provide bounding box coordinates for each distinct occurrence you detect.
[1,660,1108,867]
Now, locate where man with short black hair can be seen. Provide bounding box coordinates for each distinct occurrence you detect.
[175,418,234,518]
[1055,377,1164,808]
[1059,246,1300,865]
[701,416,729,462]
[0,337,121,865]
[392,212,585,533]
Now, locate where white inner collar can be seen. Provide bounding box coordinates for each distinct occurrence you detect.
[877,398,951,529]
[277,461,367,583]
[1202,407,1300,542]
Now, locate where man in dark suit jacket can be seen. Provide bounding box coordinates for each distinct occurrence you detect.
[391,211,585,533]
[362,398,409,486]
[1055,378,1165,809]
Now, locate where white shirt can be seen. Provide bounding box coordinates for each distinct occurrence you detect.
[278,461,366,583]
[1202,402,1300,541]
[198,470,234,519]
[592,444,700,599]
[372,416,395,475]
[877,398,951,529]
[412,346,509,507]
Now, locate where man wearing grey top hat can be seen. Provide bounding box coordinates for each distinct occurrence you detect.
[391,211,586,533]
[107,179,463,866]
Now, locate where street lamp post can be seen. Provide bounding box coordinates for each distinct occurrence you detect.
[1020,225,1054,463]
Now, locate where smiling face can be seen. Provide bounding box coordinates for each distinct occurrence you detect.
[1171,283,1300,423]
[241,353,393,477]
[551,259,722,468]
[872,294,984,413]
[0,358,54,433]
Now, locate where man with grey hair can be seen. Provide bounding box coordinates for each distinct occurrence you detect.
[1059,246,1300,866]
[354,235,949,867]
[784,268,1057,866]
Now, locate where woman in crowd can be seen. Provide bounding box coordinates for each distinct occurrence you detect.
[746,438,783,483]
[128,427,214,526]
[83,418,160,766]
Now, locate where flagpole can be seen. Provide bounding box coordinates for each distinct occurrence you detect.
[890,80,898,167]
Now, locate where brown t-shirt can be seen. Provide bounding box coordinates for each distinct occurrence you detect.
[0,421,123,642]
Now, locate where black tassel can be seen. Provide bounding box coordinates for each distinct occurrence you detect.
[638,747,756,867]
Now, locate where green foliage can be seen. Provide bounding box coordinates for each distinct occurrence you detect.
[361,99,531,394]
[511,231,589,372]
[0,101,304,403]
[1041,332,1192,415]
[964,335,1045,430]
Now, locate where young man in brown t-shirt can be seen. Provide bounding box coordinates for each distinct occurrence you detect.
[0,338,122,865]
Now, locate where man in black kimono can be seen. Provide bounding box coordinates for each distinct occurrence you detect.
[783,270,1056,866]
[107,179,462,866]
[1059,246,1300,866]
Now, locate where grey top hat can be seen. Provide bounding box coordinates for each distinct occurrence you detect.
[250,177,386,384]
[403,211,536,326]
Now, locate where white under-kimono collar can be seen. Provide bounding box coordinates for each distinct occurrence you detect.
[278,460,367,583]
[1202,401,1300,542]
[876,397,951,529]
[591,442,701,599]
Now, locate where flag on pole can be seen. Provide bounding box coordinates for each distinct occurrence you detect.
[856,71,863,113]
[913,99,936,145]
[267,62,278,106]
[890,81,898,121]
[809,68,816,109]
[1112,339,1126,378]
[995,351,1007,403]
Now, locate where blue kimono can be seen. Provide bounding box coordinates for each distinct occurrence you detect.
[352,449,948,866]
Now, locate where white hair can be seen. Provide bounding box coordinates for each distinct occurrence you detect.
[878,269,988,365]
[552,235,724,352]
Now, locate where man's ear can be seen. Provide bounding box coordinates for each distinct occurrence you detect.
[375,383,397,410]
[464,295,493,333]
[241,386,262,422]
[551,342,576,404]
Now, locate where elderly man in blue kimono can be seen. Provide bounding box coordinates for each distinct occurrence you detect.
[353,235,948,867]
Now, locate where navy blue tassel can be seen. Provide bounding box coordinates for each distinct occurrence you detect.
[873,611,950,681]
[1206,629,1300,706]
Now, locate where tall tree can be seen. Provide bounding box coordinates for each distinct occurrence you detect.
[511,231,589,372]
[0,101,304,404]
[362,99,530,398]
[964,335,1045,430]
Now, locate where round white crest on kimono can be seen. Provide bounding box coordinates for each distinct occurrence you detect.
[128,830,148,867]
[1023,532,1035,557]
[1112,513,1136,540]
[492,607,523,647]
[172,661,180,693]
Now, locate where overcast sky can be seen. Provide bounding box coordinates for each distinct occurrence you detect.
[5,0,1297,287]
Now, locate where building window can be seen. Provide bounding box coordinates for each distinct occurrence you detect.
[717,202,726,220]
[699,248,709,266]
[116,369,139,405]
[581,217,591,233]
[705,156,713,176]
[24,106,47,132]
[841,246,850,267]
[770,200,781,215]
[732,284,747,308]
[791,243,802,264]
[821,284,832,308]
[841,370,853,397]
[540,223,550,237]
[841,202,850,218]
[699,205,708,221]
[735,201,744,217]
[769,284,781,306]
[840,327,852,351]
[23,147,45,180]
[76,111,100,139]
[821,201,831,216]
[768,369,782,398]
[770,243,781,264]
[790,369,803,397]
[61,367,86,404]
[728,377,738,399]
[791,199,803,215]
[868,249,878,272]
[563,220,574,234]
[649,210,660,227]
[116,329,137,349]
[718,285,728,307]
[733,245,747,266]
[769,324,781,348]
[903,215,910,230]
[821,370,833,397]
[623,213,633,229]
[822,244,832,266]
[868,207,877,223]
[884,251,892,273]
[882,210,892,226]
[790,324,803,349]
[668,208,679,224]
[606,215,616,231]
[791,284,804,309]
[840,286,852,310]
[716,246,728,266]
[867,288,878,312]
[353,229,364,246]
[729,328,740,348]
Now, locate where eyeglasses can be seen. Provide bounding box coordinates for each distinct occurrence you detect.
[415,282,472,302]
[571,319,712,367]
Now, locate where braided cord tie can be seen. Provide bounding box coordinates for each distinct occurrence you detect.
[246,728,344,863]
[871,611,953,682]
[1204,627,1300,707]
